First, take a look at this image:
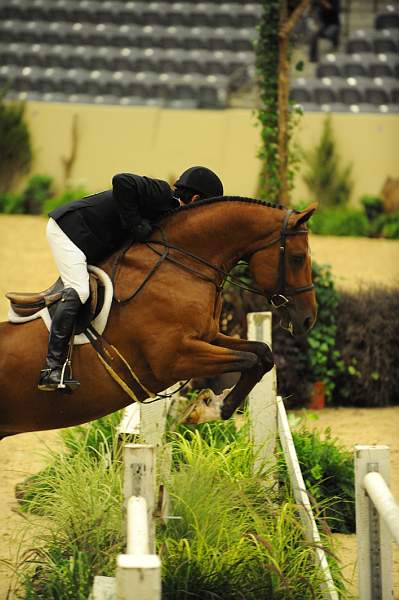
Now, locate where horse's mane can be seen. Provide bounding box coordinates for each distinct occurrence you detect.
[158,195,298,222]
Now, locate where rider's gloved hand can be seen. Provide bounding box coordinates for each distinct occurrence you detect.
[131,219,152,242]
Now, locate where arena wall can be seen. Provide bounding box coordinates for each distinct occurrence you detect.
[24,102,399,204]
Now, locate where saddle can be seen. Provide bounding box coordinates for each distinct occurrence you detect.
[6,273,105,335]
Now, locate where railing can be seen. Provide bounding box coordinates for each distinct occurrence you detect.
[355,444,399,600]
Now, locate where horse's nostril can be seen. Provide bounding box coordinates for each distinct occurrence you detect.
[304,316,313,331]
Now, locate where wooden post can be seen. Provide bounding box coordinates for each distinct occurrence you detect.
[116,553,161,600]
[123,444,156,553]
[247,312,277,475]
[355,444,393,600]
[140,397,172,448]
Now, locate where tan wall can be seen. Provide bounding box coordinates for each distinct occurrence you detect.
[24,101,399,204]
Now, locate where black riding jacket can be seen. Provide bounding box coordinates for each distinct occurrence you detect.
[49,173,178,263]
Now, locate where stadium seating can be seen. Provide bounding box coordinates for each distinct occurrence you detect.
[0,0,398,110]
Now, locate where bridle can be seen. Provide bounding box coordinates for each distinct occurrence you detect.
[111,209,314,309]
[247,209,314,309]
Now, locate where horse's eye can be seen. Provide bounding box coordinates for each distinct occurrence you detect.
[291,254,306,266]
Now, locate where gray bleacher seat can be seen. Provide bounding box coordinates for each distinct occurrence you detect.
[180,50,207,75]
[179,27,211,51]
[163,4,190,27]
[118,2,146,25]
[290,77,317,104]
[346,30,374,54]
[337,76,369,105]
[0,42,25,66]
[0,65,19,89]
[140,3,168,26]
[313,77,341,104]
[61,68,88,94]
[36,67,65,93]
[290,86,313,104]
[114,24,141,48]
[210,4,261,29]
[134,48,160,71]
[316,53,346,77]
[14,65,42,92]
[369,53,399,77]
[230,28,255,52]
[45,22,71,45]
[92,2,121,25]
[198,76,228,108]
[342,53,373,77]
[373,29,399,53]
[189,4,217,28]
[157,49,184,74]
[375,5,399,30]
[368,76,399,104]
[112,47,140,71]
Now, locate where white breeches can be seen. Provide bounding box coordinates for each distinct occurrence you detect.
[46,218,90,303]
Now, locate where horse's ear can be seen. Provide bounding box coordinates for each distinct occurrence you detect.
[291,203,318,228]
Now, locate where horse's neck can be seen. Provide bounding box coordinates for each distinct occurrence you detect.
[165,202,279,268]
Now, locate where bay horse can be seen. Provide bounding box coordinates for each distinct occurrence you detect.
[0,197,317,437]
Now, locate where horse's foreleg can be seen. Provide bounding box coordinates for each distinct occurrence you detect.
[213,332,274,420]
[165,336,273,423]
[213,333,273,372]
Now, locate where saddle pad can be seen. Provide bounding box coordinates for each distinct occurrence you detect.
[7,265,113,346]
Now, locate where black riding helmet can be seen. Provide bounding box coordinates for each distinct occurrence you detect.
[174,166,224,201]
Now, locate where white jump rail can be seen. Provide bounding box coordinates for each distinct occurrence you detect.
[116,495,161,600]
[90,444,161,600]
[247,312,339,600]
[355,444,399,600]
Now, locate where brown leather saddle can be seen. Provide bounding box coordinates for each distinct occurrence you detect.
[6,273,105,334]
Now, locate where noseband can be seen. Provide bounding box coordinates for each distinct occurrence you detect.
[247,209,314,309]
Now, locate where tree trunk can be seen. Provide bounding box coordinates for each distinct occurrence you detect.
[278,30,290,206]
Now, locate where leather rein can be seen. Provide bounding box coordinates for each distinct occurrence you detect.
[111,209,314,309]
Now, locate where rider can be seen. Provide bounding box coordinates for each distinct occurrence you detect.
[38,166,224,392]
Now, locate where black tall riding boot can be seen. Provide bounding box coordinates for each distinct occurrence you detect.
[38,287,82,392]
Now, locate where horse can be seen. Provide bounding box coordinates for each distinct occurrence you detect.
[0,196,317,437]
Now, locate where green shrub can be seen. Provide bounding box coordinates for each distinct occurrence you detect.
[310,207,369,236]
[0,191,24,213]
[0,91,32,193]
[42,185,88,214]
[305,262,342,402]
[15,425,124,599]
[303,116,353,207]
[22,174,53,214]
[381,211,399,239]
[288,426,354,533]
[333,287,399,406]
[360,194,384,222]
[162,421,346,599]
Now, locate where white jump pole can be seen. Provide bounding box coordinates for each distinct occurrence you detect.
[123,444,156,553]
[247,312,277,475]
[126,497,150,554]
[355,444,395,600]
[116,496,161,600]
[277,395,339,600]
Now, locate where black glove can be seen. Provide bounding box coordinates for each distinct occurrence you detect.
[131,219,152,242]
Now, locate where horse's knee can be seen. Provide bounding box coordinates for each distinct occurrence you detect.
[253,342,274,372]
